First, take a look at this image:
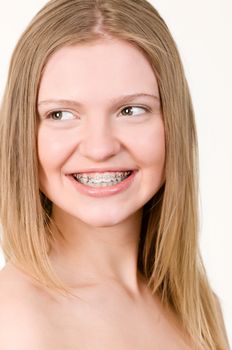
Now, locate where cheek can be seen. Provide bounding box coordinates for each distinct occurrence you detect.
[130,120,165,169]
[37,127,74,171]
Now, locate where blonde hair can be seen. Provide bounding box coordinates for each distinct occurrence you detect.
[0,0,229,349]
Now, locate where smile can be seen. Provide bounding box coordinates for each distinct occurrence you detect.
[72,171,132,187]
[66,170,138,198]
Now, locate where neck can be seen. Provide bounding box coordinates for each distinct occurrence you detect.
[48,205,144,294]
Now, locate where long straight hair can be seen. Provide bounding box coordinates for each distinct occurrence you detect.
[0,0,229,349]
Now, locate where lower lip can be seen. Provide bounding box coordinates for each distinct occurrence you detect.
[66,171,138,198]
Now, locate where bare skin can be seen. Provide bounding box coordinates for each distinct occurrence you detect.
[0,39,195,349]
[0,262,193,350]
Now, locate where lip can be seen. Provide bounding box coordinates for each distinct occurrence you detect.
[66,170,138,198]
[69,167,137,174]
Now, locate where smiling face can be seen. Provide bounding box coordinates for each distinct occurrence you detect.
[37,38,165,228]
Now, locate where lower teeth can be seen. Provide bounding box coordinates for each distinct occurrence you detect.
[79,181,122,187]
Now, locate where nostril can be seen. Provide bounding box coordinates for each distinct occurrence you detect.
[77,139,121,162]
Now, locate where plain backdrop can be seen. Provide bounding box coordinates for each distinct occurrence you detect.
[0,0,231,346]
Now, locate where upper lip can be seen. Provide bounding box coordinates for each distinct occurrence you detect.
[69,167,137,174]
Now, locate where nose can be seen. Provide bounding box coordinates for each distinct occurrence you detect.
[78,117,121,162]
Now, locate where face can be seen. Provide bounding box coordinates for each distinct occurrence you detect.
[37,38,165,228]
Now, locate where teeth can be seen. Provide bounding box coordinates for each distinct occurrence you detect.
[72,171,132,187]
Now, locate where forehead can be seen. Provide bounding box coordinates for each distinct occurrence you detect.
[38,38,159,103]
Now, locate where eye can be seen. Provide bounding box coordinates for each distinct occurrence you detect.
[47,110,75,121]
[120,106,149,117]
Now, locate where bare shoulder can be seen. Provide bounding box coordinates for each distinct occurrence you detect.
[0,263,54,349]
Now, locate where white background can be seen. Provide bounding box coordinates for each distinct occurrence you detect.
[0,0,231,346]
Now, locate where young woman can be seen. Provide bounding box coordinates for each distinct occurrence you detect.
[0,0,229,349]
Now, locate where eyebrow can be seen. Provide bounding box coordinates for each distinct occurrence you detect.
[38,93,160,108]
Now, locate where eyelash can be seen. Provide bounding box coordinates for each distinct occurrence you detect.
[120,106,149,117]
[46,105,150,121]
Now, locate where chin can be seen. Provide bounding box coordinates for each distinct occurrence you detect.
[74,211,131,228]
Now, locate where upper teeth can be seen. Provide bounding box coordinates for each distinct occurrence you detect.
[73,171,131,182]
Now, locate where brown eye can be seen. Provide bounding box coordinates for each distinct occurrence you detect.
[48,111,75,120]
[120,106,148,117]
